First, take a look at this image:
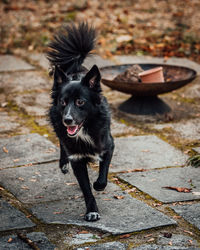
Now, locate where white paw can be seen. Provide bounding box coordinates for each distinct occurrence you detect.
[85,212,100,222]
[61,163,69,174]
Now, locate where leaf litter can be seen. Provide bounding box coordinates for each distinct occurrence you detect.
[162,186,192,193]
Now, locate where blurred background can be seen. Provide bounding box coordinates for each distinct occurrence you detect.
[1,0,200,63]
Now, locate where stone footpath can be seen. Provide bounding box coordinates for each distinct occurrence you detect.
[0,53,200,249]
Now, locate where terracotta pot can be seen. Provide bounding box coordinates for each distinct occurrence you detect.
[138,67,164,83]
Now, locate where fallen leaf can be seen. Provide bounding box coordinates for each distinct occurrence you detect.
[53,211,63,214]
[163,232,172,238]
[3,147,8,153]
[126,188,136,193]
[73,195,81,199]
[0,187,4,190]
[124,169,147,173]
[18,177,24,181]
[1,102,8,107]
[35,196,44,199]
[183,230,193,236]
[78,230,89,234]
[188,240,193,244]
[144,234,153,238]
[113,195,124,199]
[168,241,173,246]
[162,186,192,193]
[111,178,118,181]
[65,182,77,186]
[23,163,33,167]
[147,238,154,242]
[13,159,20,162]
[153,203,162,207]
[141,149,150,152]
[21,186,29,190]
[7,238,13,243]
[45,148,56,153]
[119,234,131,239]
[26,215,32,218]
[116,35,132,43]
[173,215,182,219]
[30,179,37,182]
[102,198,112,201]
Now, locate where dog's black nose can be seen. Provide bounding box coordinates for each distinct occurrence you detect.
[64,115,73,125]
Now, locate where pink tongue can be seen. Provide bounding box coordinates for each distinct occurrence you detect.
[67,126,78,135]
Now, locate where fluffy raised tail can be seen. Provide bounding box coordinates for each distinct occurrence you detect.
[47,22,96,74]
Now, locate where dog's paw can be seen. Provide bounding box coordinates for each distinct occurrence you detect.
[60,164,69,174]
[84,212,100,222]
[93,181,107,191]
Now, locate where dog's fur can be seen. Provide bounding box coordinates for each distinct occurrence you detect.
[47,22,114,221]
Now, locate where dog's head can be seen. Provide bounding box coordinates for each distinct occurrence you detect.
[52,64,102,137]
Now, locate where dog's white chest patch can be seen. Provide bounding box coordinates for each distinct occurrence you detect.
[68,153,101,162]
[76,128,95,146]
[68,128,101,162]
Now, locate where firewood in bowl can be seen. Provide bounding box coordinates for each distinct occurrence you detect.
[114,64,143,83]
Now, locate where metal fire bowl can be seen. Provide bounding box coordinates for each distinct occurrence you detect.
[100,64,197,96]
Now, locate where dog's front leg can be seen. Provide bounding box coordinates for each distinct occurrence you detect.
[71,160,100,222]
[93,146,114,191]
[59,142,69,174]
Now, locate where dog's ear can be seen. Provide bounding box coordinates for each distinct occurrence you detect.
[53,66,68,85]
[82,65,101,92]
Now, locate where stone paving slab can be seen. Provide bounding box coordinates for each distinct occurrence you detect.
[0,55,34,72]
[0,232,55,250]
[84,55,113,69]
[35,117,50,127]
[192,147,200,154]
[27,53,113,71]
[131,244,199,250]
[85,235,200,250]
[119,167,200,203]
[180,77,200,100]
[13,91,50,116]
[29,53,50,70]
[111,136,187,173]
[180,120,200,140]
[0,199,35,231]
[30,188,176,235]
[157,234,199,247]
[0,162,120,203]
[76,241,127,250]
[0,133,59,169]
[0,71,50,94]
[113,55,200,75]
[69,233,100,245]
[152,118,200,141]
[0,112,19,133]
[111,119,139,137]
[171,203,200,230]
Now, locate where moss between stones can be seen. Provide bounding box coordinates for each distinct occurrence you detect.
[5,100,58,144]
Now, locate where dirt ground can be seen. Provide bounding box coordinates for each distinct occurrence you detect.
[1,0,200,62]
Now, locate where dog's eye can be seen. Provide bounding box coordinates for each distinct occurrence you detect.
[75,99,85,107]
[60,99,66,106]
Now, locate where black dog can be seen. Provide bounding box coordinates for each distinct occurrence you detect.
[47,22,114,222]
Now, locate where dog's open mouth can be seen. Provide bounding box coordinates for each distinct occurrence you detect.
[66,122,83,137]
